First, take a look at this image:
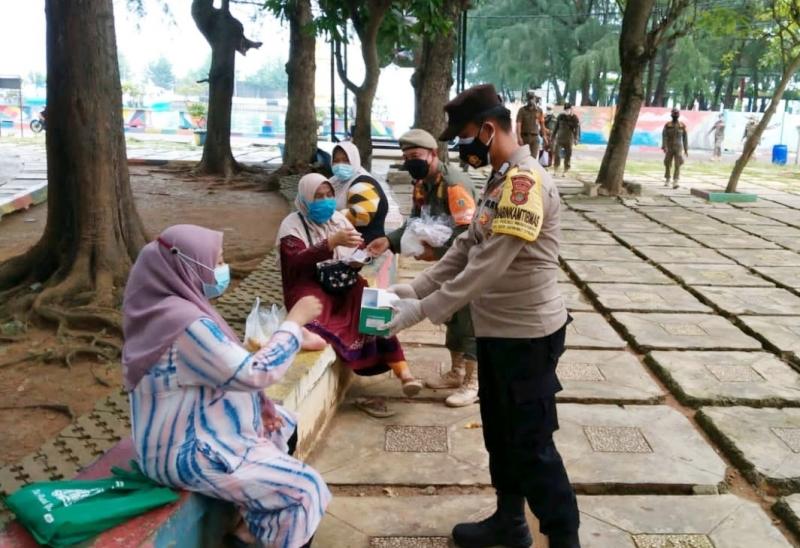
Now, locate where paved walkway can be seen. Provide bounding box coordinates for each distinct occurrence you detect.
[311,167,800,547]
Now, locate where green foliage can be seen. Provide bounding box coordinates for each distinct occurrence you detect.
[147,56,175,90]
[243,58,289,91]
[186,102,208,118]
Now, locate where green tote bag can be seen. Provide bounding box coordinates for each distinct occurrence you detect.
[4,461,179,547]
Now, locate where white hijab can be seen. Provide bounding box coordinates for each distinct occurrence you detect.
[329,141,370,209]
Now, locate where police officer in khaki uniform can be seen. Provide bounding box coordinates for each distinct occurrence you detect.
[368,129,479,407]
[553,103,580,177]
[386,84,580,548]
[516,90,544,158]
[662,108,688,188]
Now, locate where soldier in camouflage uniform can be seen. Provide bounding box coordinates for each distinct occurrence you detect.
[516,90,544,158]
[662,108,688,189]
[367,129,479,407]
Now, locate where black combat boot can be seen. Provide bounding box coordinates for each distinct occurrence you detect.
[548,531,580,548]
[452,493,533,548]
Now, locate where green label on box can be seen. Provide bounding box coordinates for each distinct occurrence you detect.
[359,307,393,336]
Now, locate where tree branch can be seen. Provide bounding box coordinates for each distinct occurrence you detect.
[334,38,361,94]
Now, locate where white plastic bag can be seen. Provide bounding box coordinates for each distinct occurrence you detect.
[400,213,454,258]
[244,297,285,351]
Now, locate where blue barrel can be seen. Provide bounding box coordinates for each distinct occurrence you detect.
[772,144,788,165]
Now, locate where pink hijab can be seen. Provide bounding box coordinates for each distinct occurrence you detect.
[122,224,239,390]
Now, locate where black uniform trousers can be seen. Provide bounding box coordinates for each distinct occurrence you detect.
[476,321,580,537]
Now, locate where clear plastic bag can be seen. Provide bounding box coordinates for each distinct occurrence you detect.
[400,213,454,258]
[244,297,286,352]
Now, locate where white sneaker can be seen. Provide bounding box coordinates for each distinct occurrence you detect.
[672,181,680,189]
[664,179,670,187]
[445,360,479,407]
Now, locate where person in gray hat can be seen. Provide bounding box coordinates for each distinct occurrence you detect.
[662,108,688,188]
[385,84,580,548]
[516,90,544,158]
[367,129,479,407]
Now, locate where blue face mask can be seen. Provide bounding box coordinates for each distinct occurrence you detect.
[306,198,337,224]
[202,263,230,299]
[332,163,354,180]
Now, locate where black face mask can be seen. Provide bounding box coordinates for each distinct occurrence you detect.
[458,125,494,168]
[671,115,679,122]
[404,158,430,180]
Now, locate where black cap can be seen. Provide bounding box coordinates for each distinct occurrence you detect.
[440,84,504,141]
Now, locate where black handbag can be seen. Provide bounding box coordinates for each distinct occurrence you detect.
[299,214,360,294]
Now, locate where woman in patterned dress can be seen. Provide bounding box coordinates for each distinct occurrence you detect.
[122,224,330,548]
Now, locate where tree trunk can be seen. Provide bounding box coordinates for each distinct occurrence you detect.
[711,73,723,111]
[652,40,675,107]
[335,0,391,171]
[580,74,592,106]
[596,0,655,195]
[283,0,317,169]
[722,60,739,109]
[0,0,147,332]
[192,0,261,180]
[551,77,564,104]
[645,55,656,105]
[412,0,466,161]
[726,53,800,193]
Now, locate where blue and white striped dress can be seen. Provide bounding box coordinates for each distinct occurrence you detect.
[130,318,331,548]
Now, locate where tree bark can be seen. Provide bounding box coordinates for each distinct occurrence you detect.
[711,73,723,111]
[652,39,675,107]
[334,0,392,171]
[283,0,317,170]
[726,53,800,193]
[192,0,261,180]
[722,58,740,109]
[595,0,655,195]
[0,0,147,331]
[411,0,467,161]
[645,55,656,105]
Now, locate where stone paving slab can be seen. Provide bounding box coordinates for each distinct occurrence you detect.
[698,406,800,493]
[774,494,800,541]
[739,316,800,363]
[612,312,761,351]
[561,230,618,245]
[768,235,800,252]
[579,495,792,548]
[647,351,800,407]
[707,210,786,226]
[557,350,664,404]
[566,312,627,349]
[660,221,734,235]
[307,402,490,486]
[587,283,710,313]
[317,494,791,548]
[689,232,780,249]
[560,244,642,262]
[349,347,451,401]
[753,208,800,228]
[556,404,726,492]
[615,232,701,248]
[594,221,673,234]
[659,263,774,287]
[718,248,800,267]
[693,286,800,316]
[559,283,595,312]
[565,260,674,285]
[399,320,447,347]
[561,219,602,231]
[753,267,800,289]
[738,224,800,238]
[634,246,735,265]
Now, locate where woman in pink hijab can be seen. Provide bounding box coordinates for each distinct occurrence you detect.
[122,224,330,548]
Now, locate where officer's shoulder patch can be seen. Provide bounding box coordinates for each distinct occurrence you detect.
[491,167,544,242]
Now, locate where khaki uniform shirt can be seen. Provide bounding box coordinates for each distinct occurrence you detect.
[662,121,688,152]
[516,104,543,135]
[411,146,567,339]
[554,113,580,143]
[386,162,476,258]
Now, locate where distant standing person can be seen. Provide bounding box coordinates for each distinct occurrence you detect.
[662,108,688,189]
[553,102,580,178]
[743,115,760,150]
[708,114,725,161]
[516,90,544,158]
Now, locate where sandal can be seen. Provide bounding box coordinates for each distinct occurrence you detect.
[354,397,396,418]
[402,378,423,397]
